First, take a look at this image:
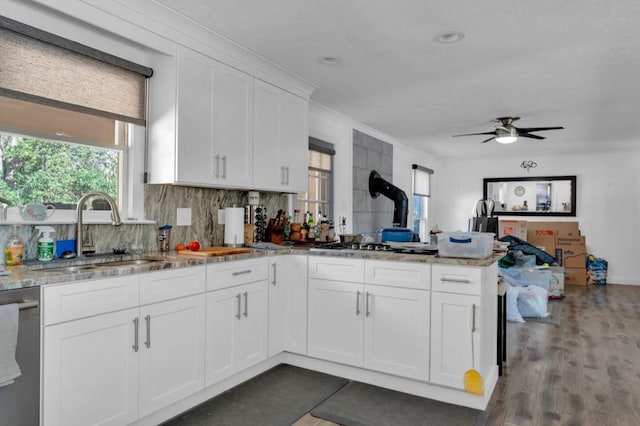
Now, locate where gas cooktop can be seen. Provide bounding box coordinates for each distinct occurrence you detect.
[309,242,438,255]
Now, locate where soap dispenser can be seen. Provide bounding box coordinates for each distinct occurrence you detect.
[35,226,56,261]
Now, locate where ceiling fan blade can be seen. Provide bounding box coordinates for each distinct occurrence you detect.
[516,126,564,132]
[480,136,495,143]
[519,133,546,140]
[452,131,496,137]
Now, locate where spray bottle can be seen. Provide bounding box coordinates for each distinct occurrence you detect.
[35,226,56,262]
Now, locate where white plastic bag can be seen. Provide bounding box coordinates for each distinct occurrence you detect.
[517,285,549,318]
[506,284,525,323]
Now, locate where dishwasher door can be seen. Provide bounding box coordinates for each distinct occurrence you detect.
[0,286,40,426]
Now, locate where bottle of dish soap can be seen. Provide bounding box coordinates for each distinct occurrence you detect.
[5,225,24,266]
[35,226,56,262]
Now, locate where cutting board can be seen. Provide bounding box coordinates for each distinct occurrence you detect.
[177,246,251,257]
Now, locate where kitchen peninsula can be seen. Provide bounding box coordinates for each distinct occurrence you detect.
[1,248,500,425]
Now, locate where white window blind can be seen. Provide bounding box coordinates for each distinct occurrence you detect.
[413,164,433,197]
[0,16,153,126]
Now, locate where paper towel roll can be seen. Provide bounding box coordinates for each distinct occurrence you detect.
[224,207,245,247]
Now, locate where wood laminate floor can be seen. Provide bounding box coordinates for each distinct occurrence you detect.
[293,284,640,426]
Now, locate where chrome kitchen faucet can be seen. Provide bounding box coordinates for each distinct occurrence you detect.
[76,191,122,256]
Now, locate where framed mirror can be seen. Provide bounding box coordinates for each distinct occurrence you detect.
[483,176,576,216]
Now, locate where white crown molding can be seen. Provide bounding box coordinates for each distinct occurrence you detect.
[28,0,317,98]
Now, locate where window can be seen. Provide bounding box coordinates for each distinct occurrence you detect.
[0,17,151,220]
[412,164,433,242]
[297,138,335,223]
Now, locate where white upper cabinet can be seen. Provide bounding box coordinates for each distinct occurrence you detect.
[175,47,253,187]
[147,45,309,192]
[253,79,309,192]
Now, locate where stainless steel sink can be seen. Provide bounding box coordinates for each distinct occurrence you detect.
[37,258,165,273]
[38,265,103,274]
[101,259,165,267]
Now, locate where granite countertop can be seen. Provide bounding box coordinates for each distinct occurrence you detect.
[0,248,502,291]
[0,250,277,291]
[299,247,503,267]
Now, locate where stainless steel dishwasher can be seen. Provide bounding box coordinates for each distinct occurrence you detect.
[0,286,40,426]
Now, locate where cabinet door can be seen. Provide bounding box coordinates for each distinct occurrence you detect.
[308,279,363,366]
[138,295,206,417]
[430,291,480,389]
[176,47,253,187]
[235,280,269,371]
[205,281,268,386]
[363,285,430,380]
[205,286,239,386]
[268,255,308,356]
[43,308,139,426]
[253,79,308,192]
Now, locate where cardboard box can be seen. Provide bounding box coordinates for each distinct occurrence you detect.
[556,235,586,268]
[527,221,580,237]
[527,229,556,256]
[565,268,587,286]
[498,220,527,240]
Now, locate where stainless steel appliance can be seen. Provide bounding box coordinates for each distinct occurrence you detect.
[0,286,40,425]
[310,242,438,255]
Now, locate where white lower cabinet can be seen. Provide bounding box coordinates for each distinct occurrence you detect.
[138,295,206,417]
[268,255,308,356]
[42,267,206,426]
[308,257,431,381]
[430,263,495,391]
[363,285,430,379]
[308,279,364,366]
[205,280,268,386]
[43,307,140,426]
[430,291,479,389]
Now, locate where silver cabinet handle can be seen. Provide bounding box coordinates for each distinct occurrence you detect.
[280,166,286,185]
[144,314,151,348]
[285,166,290,185]
[214,154,220,178]
[365,292,371,317]
[440,276,471,283]
[243,291,248,317]
[222,155,227,179]
[356,290,361,316]
[132,317,139,352]
[271,263,277,285]
[236,293,242,319]
[232,269,252,276]
[471,303,477,332]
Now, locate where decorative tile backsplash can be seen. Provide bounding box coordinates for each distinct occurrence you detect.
[0,185,288,263]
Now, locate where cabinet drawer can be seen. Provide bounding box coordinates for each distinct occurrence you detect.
[43,275,139,325]
[140,265,206,305]
[431,265,482,295]
[207,258,269,291]
[365,260,430,290]
[308,256,364,283]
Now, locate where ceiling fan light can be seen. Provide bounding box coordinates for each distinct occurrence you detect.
[495,135,518,144]
[495,127,518,144]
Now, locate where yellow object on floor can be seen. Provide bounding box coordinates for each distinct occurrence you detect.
[464,303,484,395]
[464,368,484,396]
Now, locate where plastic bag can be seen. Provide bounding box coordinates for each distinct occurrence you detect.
[499,266,551,291]
[517,285,549,318]
[506,284,524,323]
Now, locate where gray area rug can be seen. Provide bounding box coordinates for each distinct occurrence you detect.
[162,364,348,426]
[311,381,488,426]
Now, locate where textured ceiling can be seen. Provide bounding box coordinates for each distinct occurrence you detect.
[151,0,640,159]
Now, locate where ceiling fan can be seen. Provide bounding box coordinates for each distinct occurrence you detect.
[452,116,564,144]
